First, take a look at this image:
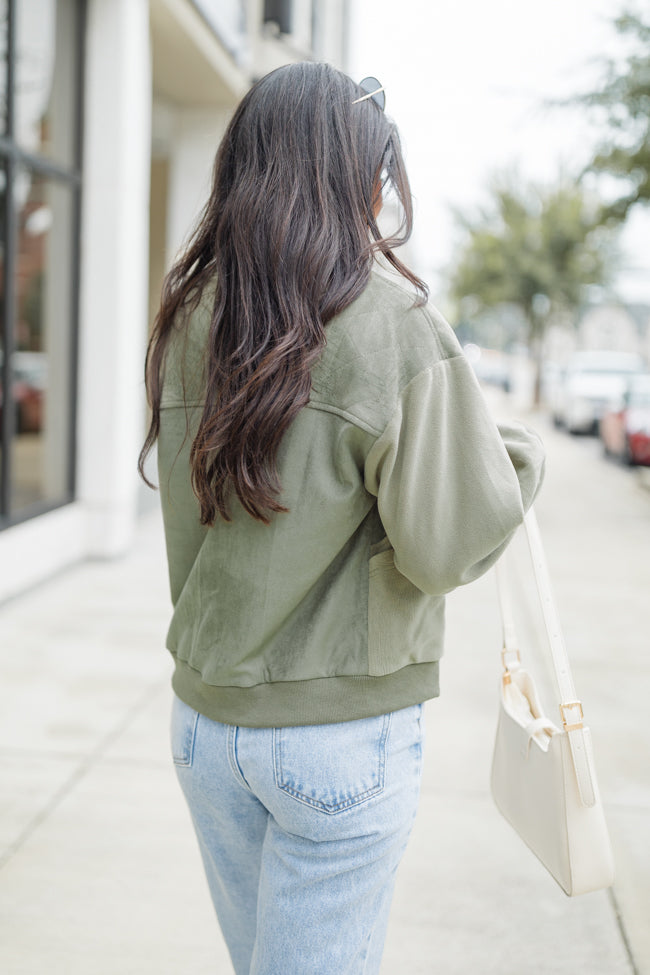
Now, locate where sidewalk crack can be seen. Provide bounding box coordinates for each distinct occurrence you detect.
[608,887,640,975]
[0,677,167,871]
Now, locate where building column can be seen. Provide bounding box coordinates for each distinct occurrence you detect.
[77,0,152,557]
[166,107,231,268]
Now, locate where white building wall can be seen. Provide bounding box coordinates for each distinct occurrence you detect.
[76,0,152,558]
[166,107,233,267]
[577,305,641,356]
[252,0,348,76]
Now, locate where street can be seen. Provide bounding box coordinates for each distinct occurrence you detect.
[0,388,648,974]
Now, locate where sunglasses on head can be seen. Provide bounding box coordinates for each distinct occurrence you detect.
[352,76,386,111]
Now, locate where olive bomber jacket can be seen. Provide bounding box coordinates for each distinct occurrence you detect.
[157,272,545,727]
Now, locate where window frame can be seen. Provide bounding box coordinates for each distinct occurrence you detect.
[0,0,86,530]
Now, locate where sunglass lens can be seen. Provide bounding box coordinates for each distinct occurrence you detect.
[358,76,385,111]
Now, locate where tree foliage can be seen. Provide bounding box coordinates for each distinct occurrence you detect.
[581,9,650,218]
[450,178,614,333]
[448,177,618,397]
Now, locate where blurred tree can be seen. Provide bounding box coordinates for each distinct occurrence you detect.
[448,176,618,401]
[581,9,650,219]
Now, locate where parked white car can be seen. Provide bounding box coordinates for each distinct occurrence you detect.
[551,351,646,434]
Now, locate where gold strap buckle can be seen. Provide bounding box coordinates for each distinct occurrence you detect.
[560,701,584,732]
[501,648,520,671]
[501,648,520,685]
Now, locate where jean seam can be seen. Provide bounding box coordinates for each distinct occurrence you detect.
[172,705,199,767]
[226,725,255,792]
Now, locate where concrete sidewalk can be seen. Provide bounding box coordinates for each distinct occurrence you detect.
[0,415,647,973]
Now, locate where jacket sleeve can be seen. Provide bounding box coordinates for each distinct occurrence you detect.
[363,353,545,596]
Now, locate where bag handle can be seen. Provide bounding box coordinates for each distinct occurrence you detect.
[495,507,597,808]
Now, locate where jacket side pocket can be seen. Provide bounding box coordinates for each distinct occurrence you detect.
[368,549,445,676]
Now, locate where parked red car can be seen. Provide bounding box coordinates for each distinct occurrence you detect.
[600,374,650,466]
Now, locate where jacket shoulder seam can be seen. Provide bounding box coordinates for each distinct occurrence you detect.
[310,354,467,441]
[306,400,384,437]
[370,354,467,439]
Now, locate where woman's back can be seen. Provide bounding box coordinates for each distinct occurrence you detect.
[158,270,544,728]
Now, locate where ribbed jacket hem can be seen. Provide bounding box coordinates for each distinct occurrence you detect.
[170,657,440,728]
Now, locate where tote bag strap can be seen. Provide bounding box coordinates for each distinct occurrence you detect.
[495,508,597,808]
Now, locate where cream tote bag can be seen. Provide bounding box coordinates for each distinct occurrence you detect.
[491,508,615,897]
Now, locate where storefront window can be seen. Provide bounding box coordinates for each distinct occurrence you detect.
[11,170,75,513]
[15,0,80,168]
[0,0,82,527]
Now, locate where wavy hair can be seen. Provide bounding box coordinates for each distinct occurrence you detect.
[139,61,427,524]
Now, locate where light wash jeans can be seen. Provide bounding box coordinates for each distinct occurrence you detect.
[171,694,424,975]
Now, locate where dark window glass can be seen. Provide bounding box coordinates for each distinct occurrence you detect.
[0,2,7,135]
[264,0,293,35]
[10,170,74,514]
[0,162,6,500]
[15,0,80,168]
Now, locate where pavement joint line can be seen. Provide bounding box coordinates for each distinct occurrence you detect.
[0,676,168,873]
[607,886,641,975]
[95,757,171,771]
[0,553,104,613]
[0,749,172,771]
[0,748,90,761]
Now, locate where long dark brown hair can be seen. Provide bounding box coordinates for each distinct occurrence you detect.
[139,61,427,524]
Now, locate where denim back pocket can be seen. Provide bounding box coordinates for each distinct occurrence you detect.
[273,712,391,814]
[170,695,199,767]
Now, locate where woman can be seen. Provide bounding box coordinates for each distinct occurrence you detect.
[140,62,544,975]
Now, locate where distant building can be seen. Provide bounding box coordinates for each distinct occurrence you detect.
[544,302,650,367]
[577,304,644,357]
[0,0,350,602]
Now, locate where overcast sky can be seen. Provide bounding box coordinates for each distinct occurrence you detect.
[348,0,650,306]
